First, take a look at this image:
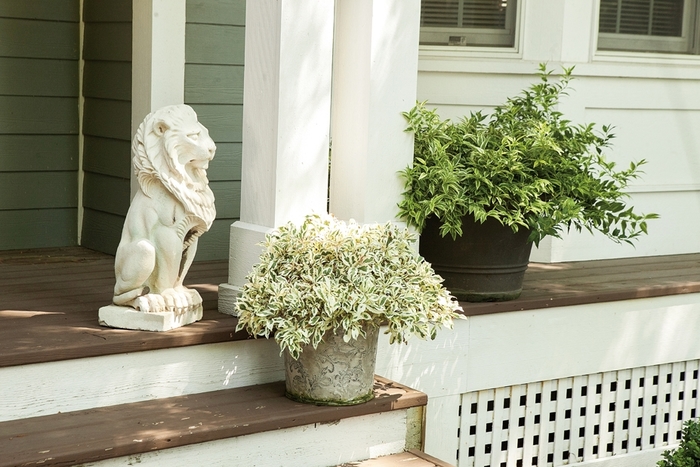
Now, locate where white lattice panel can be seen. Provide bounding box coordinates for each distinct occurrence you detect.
[458,360,700,467]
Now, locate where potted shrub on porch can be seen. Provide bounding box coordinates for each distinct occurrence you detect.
[398,64,658,302]
[235,213,462,406]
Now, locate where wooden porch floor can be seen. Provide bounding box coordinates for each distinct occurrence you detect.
[2,247,700,368]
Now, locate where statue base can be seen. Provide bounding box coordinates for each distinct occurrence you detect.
[98,305,203,332]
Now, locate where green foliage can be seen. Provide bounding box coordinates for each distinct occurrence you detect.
[235,213,463,359]
[398,64,658,245]
[658,419,700,467]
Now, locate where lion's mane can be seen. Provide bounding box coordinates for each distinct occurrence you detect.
[131,105,216,230]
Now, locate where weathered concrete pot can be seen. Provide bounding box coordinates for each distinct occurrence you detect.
[420,215,533,302]
[284,325,379,406]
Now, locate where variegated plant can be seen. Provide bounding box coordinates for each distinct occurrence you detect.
[235,213,463,359]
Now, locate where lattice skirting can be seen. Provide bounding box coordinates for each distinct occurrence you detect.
[458,360,700,467]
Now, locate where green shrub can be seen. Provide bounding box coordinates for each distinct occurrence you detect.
[658,419,700,467]
[235,213,463,359]
[398,64,658,245]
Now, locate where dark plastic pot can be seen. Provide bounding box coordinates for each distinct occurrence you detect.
[419,215,533,302]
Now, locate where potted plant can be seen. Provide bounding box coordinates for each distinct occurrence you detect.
[398,64,658,302]
[235,213,462,406]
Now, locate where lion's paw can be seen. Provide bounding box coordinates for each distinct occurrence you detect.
[135,288,202,314]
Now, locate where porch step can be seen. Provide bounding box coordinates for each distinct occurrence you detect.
[0,376,426,467]
[0,249,287,423]
[338,450,456,467]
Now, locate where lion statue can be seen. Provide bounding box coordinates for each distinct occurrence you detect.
[111,104,216,314]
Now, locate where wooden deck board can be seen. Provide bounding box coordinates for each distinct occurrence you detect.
[462,253,700,316]
[2,247,700,367]
[0,376,426,467]
[0,247,240,368]
[339,450,456,467]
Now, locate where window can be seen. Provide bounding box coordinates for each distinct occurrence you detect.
[598,0,699,53]
[419,0,518,47]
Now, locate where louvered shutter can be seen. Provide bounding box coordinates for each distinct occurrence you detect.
[421,0,508,28]
[598,0,694,53]
[599,0,684,36]
[420,0,517,47]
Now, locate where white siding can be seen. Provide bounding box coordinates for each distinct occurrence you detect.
[416,0,700,262]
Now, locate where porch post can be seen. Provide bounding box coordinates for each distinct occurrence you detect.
[329,0,421,225]
[131,0,186,197]
[218,0,334,315]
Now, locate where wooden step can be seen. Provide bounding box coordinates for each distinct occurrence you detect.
[339,450,456,467]
[0,376,426,467]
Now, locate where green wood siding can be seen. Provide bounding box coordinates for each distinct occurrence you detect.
[82,137,130,179]
[0,173,77,210]
[0,136,78,172]
[79,0,132,255]
[0,0,78,21]
[0,17,79,59]
[185,0,245,260]
[81,209,125,255]
[0,57,78,97]
[0,2,80,250]
[0,210,77,250]
[187,0,245,26]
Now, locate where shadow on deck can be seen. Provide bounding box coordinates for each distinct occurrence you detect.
[2,247,700,368]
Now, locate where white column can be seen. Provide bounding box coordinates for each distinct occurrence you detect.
[219,0,334,315]
[329,0,421,224]
[131,0,186,197]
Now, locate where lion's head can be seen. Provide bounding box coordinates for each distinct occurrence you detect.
[132,104,217,228]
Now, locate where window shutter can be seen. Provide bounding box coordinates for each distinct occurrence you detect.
[421,0,509,29]
[599,0,684,37]
[421,0,459,27]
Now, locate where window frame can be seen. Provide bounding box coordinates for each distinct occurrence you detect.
[419,0,519,48]
[597,0,699,54]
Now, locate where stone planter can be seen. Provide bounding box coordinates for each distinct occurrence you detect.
[420,215,533,302]
[284,325,379,406]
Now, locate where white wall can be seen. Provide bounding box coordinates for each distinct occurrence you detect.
[416,0,700,262]
[376,293,700,466]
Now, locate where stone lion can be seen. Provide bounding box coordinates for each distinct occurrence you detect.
[112,104,216,314]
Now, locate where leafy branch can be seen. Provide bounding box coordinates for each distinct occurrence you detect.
[235,213,463,359]
[398,64,658,246]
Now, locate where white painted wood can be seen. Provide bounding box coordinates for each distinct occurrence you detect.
[82,410,407,467]
[599,372,616,459]
[376,317,470,397]
[219,221,270,315]
[522,382,540,465]
[520,0,565,63]
[378,294,700,466]
[131,0,186,197]
[453,364,700,466]
[570,375,589,463]
[507,384,527,466]
[561,0,596,63]
[460,391,477,467]
[567,445,672,467]
[539,191,700,262]
[329,0,420,224]
[238,0,332,227]
[465,293,700,392]
[0,339,284,422]
[423,394,461,465]
[628,367,647,457]
[612,369,631,458]
[414,0,700,263]
[223,0,334,304]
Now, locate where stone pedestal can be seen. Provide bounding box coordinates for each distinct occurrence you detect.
[98,305,203,332]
